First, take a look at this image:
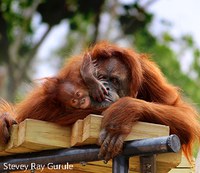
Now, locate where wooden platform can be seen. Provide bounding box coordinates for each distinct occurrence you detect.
[0,114,194,172]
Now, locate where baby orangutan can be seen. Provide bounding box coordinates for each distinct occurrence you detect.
[58,53,108,109]
[58,81,91,109]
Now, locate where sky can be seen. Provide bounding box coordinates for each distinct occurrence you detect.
[149,0,200,46]
[34,0,200,78]
[149,0,200,73]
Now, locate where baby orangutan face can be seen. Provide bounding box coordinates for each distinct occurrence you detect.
[69,88,91,109]
[60,82,91,109]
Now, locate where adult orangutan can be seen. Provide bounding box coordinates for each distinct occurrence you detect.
[0,42,200,162]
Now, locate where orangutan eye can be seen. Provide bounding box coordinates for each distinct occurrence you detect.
[111,77,119,85]
[76,91,81,97]
[71,99,77,104]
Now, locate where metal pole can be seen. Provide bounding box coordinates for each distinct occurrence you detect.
[112,155,129,173]
[123,134,180,157]
[0,135,181,172]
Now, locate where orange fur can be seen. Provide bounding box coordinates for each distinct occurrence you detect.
[93,42,200,162]
[0,99,16,116]
[15,55,103,123]
[0,99,17,144]
[0,41,199,162]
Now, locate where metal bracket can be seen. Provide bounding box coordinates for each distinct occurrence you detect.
[140,154,156,173]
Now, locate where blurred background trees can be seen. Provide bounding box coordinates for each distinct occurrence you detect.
[0,0,200,110]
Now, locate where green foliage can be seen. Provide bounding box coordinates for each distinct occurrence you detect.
[133,22,200,107]
[181,35,194,48]
[1,0,33,41]
[119,2,153,35]
[162,32,174,44]
[0,0,200,105]
[193,48,200,78]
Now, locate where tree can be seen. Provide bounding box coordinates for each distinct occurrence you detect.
[0,0,49,101]
[0,0,199,106]
[0,0,106,101]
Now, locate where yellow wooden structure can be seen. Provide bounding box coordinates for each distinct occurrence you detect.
[0,114,194,172]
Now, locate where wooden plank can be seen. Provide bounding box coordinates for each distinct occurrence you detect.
[0,114,182,173]
[71,120,84,146]
[126,122,169,140]
[0,123,38,155]
[16,119,71,151]
[0,115,184,173]
[129,151,182,173]
[176,155,194,168]
[169,168,194,173]
[0,119,70,155]
[1,115,170,153]
[0,145,4,151]
[0,151,11,156]
[5,124,35,154]
[74,163,112,173]
[71,114,170,146]
[82,114,102,145]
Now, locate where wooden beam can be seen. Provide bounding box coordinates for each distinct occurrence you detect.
[5,124,35,154]
[71,114,170,146]
[17,119,71,150]
[0,115,170,153]
[0,114,187,173]
[81,114,102,145]
[71,120,84,146]
[0,119,71,155]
